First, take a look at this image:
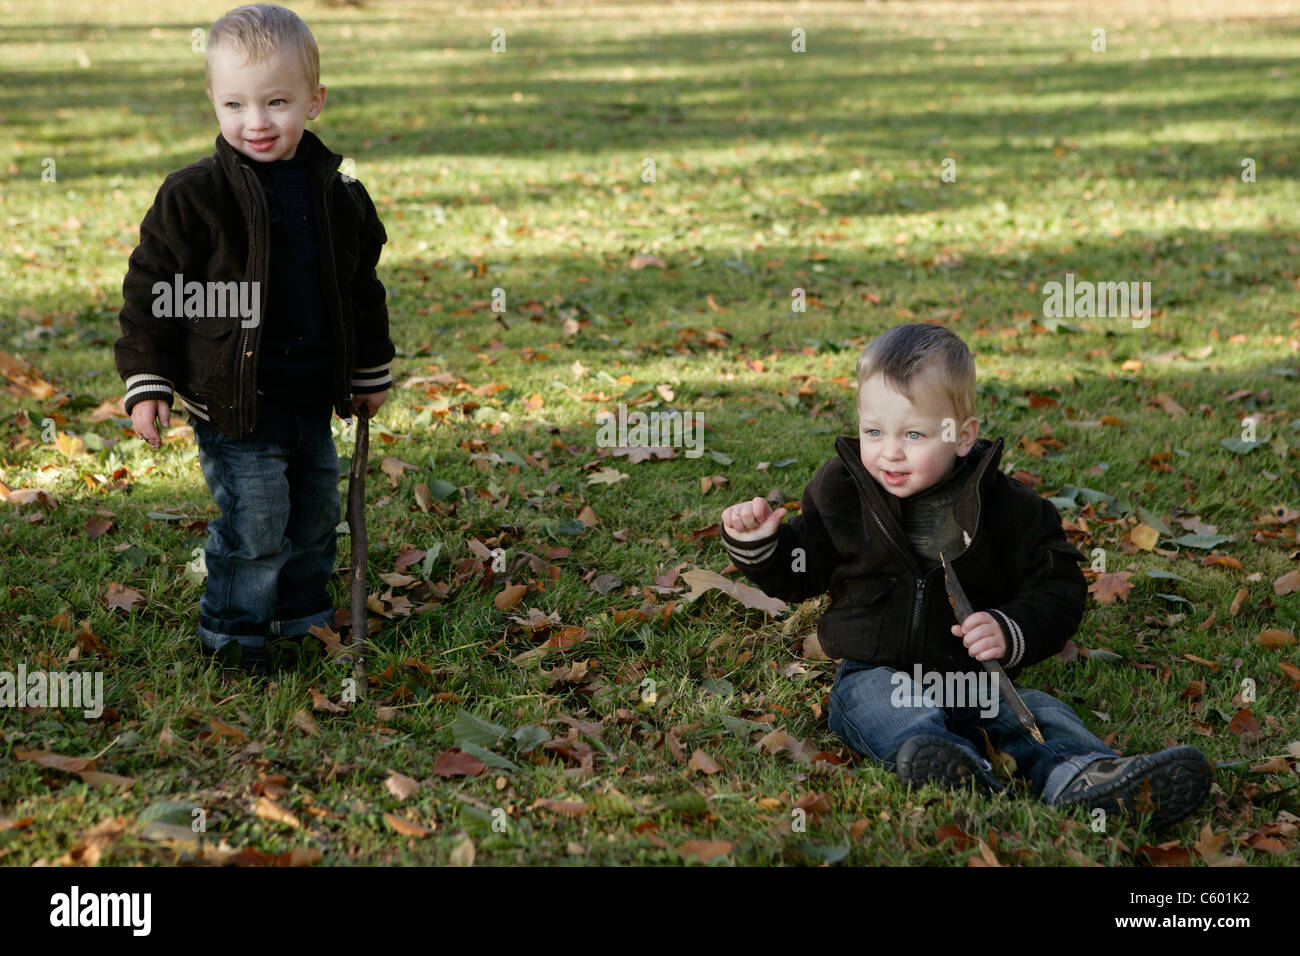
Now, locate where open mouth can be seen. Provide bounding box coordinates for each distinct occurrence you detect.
[246,136,278,152]
[882,470,909,484]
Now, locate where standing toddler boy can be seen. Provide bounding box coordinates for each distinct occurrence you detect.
[721,324,1211,828]
[115,4,394,673]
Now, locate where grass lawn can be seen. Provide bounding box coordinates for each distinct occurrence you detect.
[1,0,1299,866]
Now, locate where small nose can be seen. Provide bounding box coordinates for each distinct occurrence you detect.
[246,108,269,129]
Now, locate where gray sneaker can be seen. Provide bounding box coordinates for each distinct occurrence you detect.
[1051,746,1211,829]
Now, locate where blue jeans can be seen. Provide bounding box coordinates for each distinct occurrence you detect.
[827,659,1116,802]
[191,396,340,652]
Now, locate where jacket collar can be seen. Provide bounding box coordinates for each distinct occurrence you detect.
[833,434,1004,553]
[213,128,342,183]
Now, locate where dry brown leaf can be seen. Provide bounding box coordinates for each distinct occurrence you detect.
[678,839,732,863]
[532,799,590,817]
[688,749,721,774]
[380,456,417,487]
[103,582,144,612]
[385,770,420,801]
[77,771,136,790]
[384,812,434,837]
[680,567,789,617]
[309,686,346,713]
[449,836,476,866]
[291,710,319,736]
[494,583,528,611]
[1088,571,1132,605]
[1273,570,1300,596]
[1258,629,1297,650]
[253,795,300,829]
[15,749,95,773]
[1129,524,1159,551]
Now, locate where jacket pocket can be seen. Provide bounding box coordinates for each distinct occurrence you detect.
[181,316,237,393]
[821,576,899,661]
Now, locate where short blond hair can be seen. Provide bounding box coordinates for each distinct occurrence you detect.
[856,323,976,424]
[206,4,320,98]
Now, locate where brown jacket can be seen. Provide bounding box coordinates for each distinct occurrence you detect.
[114,130,394,438]
[721,436,1088,678]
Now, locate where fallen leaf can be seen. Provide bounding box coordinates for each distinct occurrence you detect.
[680,567,788,616]
[678,839,732,863]
[1227,708,1260,736]
[1258,629,1297,650]
[449,836,476,866]
[688,749,721,774]
[291,710,319,736]
[494,583,527,611]
[1089,571,1132,605]
[103,582,144,612]
[253,796,300,829]
[385,770,420,801]
[384,812,434,837]
[433,749,487,778]
[1274,570,1300,595]
[532,799,590,817]
[1130,524,1159,551]
[14,749,95,773]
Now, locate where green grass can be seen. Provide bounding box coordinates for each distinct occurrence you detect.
[1,0,1298,866]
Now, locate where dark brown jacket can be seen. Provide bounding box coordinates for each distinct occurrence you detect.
[114,130,394,438]
[721,436,1087,679]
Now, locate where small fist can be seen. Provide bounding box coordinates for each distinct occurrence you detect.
[351,389,388,419]
[722,496,787,542]
[951,611,1008,662]
[131,399,171,450]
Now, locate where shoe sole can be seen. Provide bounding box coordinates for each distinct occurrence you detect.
[1056,748,1211,829]
[896,735,1004,794]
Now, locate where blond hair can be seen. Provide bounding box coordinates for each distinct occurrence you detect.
[855,323,976,424]
[206,4,320,97]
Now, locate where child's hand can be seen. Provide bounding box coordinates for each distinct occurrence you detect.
[952,611,1008,662]
[722,496,787,541]
[351,389,388,419]
[131,399,171,450]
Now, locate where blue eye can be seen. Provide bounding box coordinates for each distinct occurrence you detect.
[225,102,241,110]
[269,98,286,106]
[908,431,924,439]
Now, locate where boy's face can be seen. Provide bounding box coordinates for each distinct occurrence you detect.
[208,47,325,163]
[857,373,978,498]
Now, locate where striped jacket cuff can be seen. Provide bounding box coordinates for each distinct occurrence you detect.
[720,527,780,568]
[351,363,392,394]
[123,374,173,413]
[990,608,1025,668]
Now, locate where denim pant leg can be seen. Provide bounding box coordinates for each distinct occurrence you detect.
[973,688,1116,801]
[193,398,338,650]
[269,402,340,637]
[827,660,989,771]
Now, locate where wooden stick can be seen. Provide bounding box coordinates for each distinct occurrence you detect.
[347,406,370,694]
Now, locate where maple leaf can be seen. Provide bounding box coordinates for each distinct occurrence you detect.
[103,582,144,612]
[1088,571,1132,604]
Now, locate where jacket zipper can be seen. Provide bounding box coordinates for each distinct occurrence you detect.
[317,167,349,414]
[848,438,1000,664]
[238,166,270,438]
